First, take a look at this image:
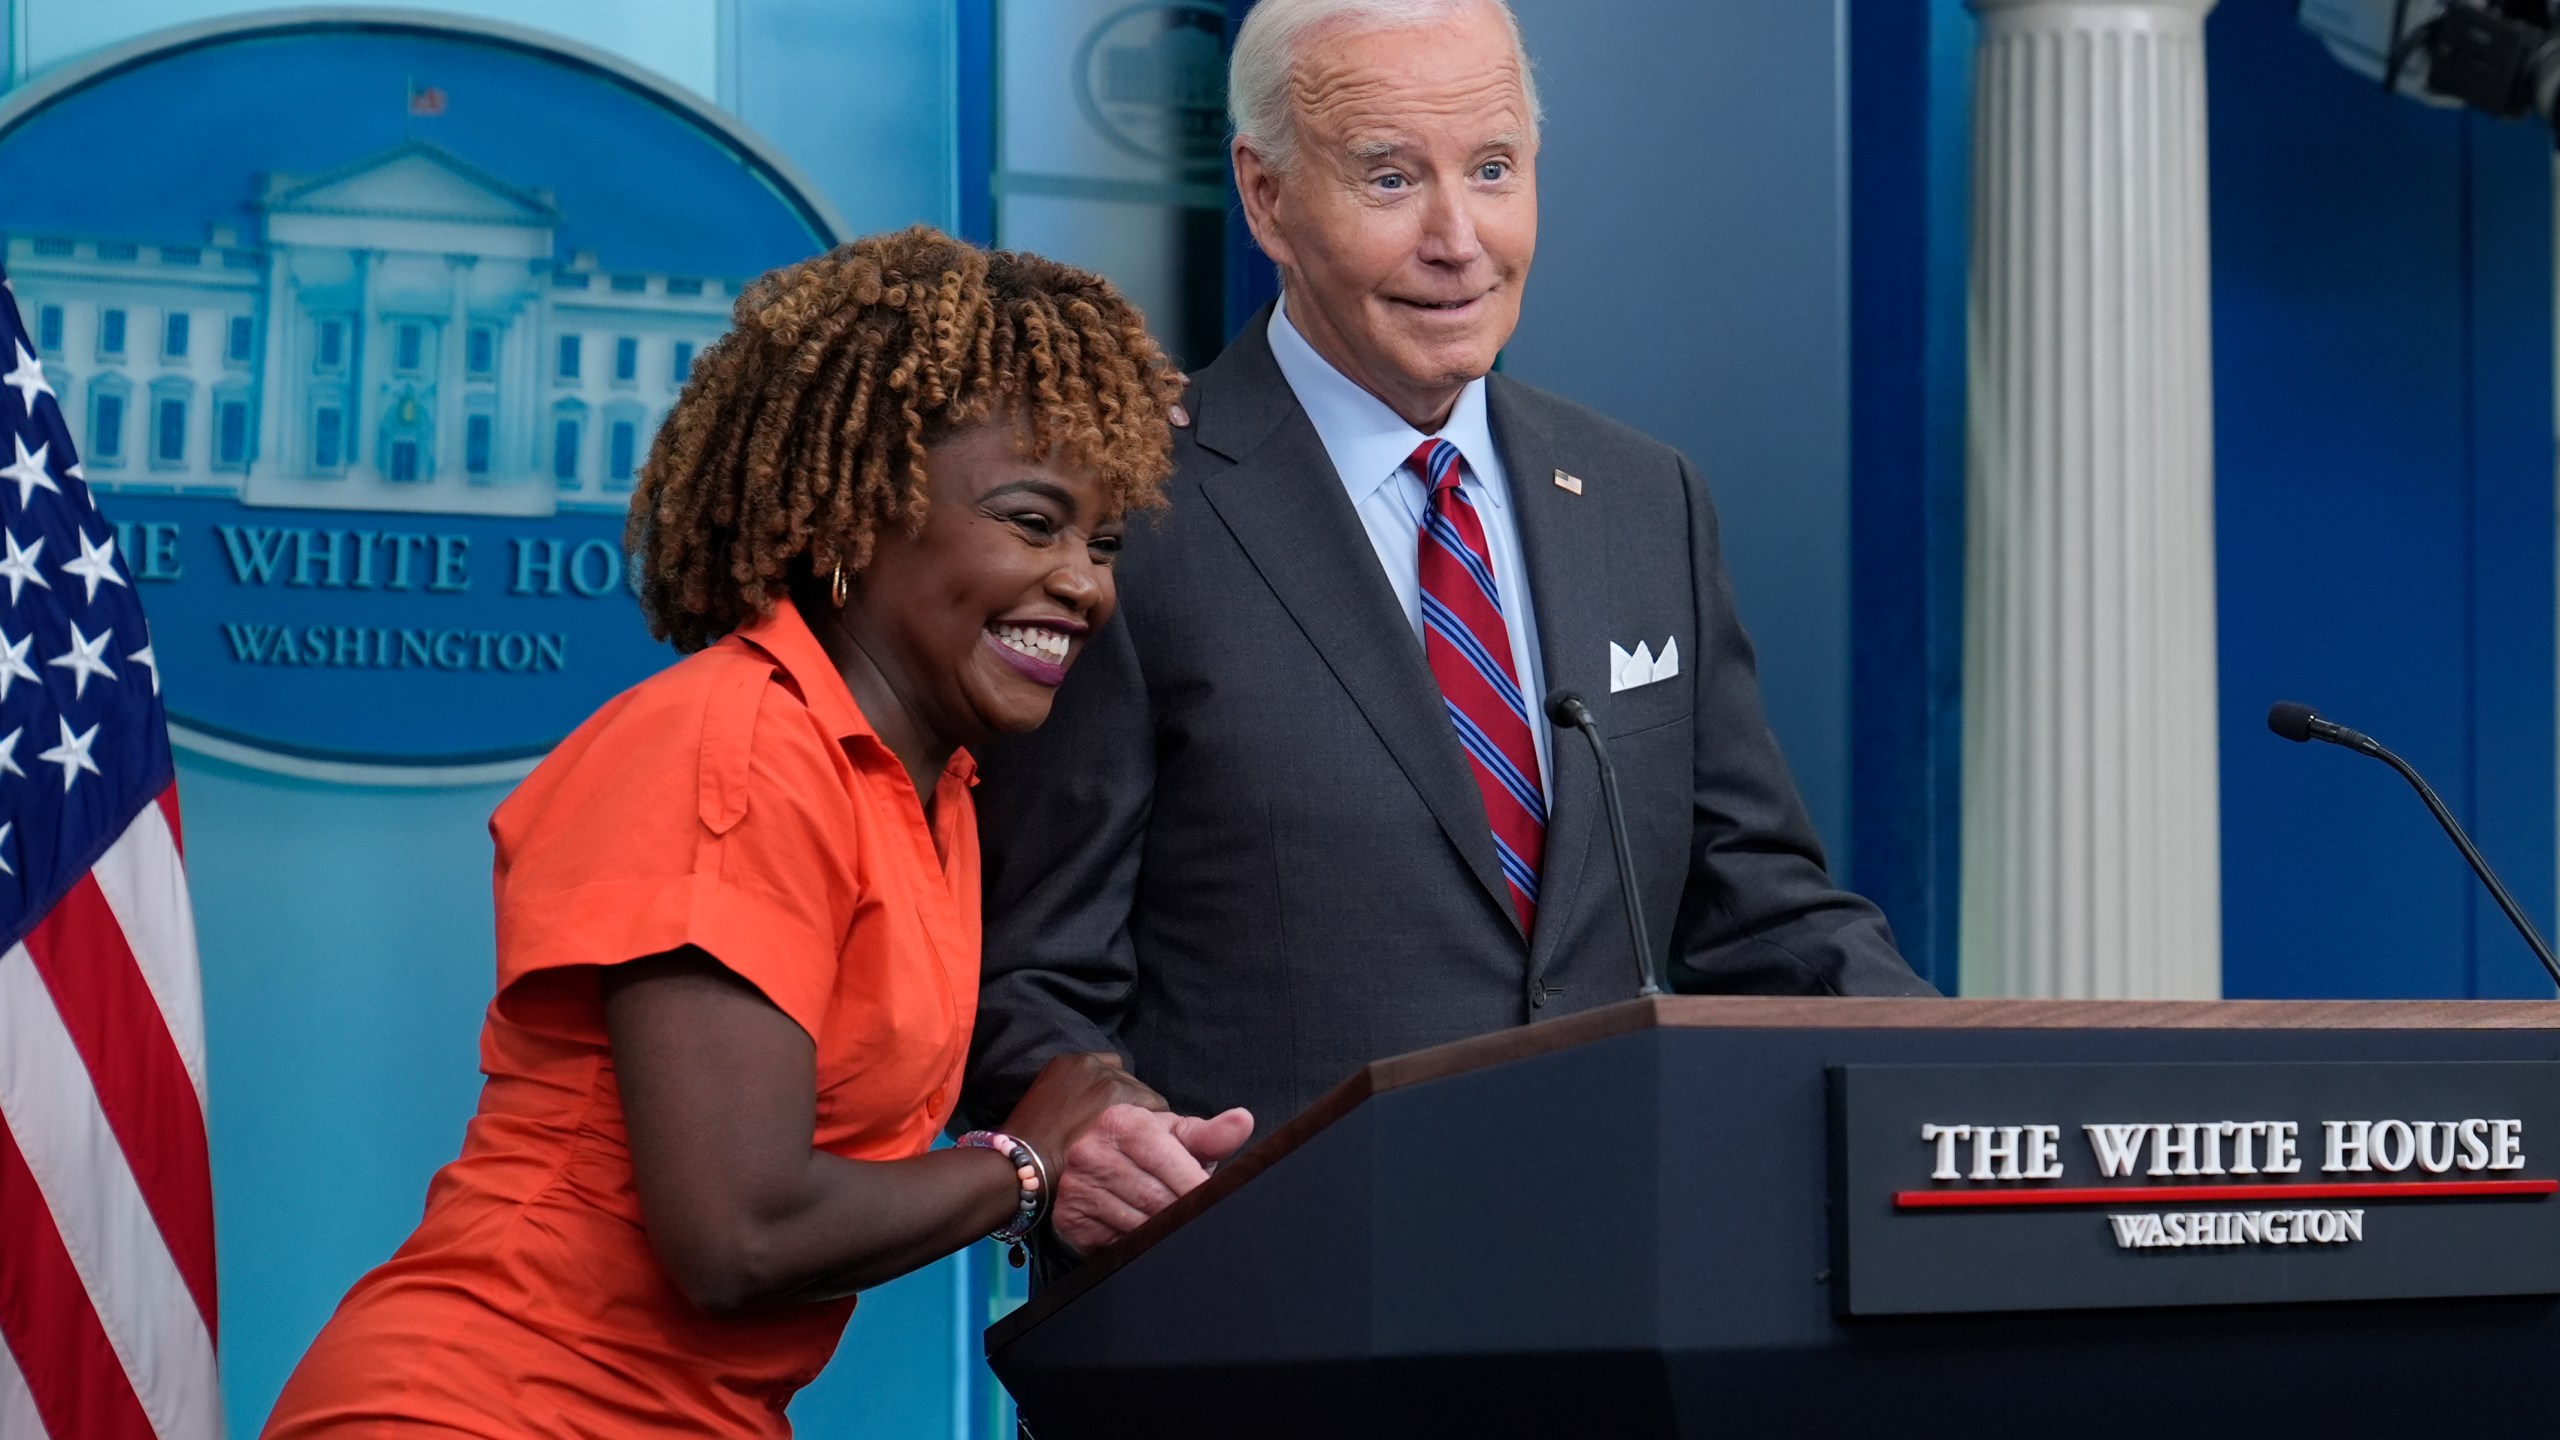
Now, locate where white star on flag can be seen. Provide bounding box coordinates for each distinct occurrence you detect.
[129,637,159,695]
[0,628,37,703]
[60,530,128,604]
[0,528,48,604]
[36,715,101,793]
[0,726,24,780]
[0,821,14,874]
[4,340,52,413]
[47,620,117,699]
[1,433,59,508]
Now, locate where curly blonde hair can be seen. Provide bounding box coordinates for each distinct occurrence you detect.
[627,226,1187,653]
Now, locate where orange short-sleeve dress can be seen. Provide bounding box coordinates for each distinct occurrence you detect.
[261,598,981,1439]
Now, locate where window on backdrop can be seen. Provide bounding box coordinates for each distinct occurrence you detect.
[215,396,251,468]
[608,419,637,485]
[154,395,187,465]
[313,405,343,471]
[91,389,125,462]
[993,0,1231,370]
[553,415,581,485]
[466,413,493,476]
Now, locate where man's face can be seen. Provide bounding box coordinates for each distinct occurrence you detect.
[1236,2,1537,430]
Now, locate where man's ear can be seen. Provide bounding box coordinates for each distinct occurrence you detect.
[1231,139,1296,272]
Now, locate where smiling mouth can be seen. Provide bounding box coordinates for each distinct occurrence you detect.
[985,622,1078,687]
[1395,296,1483,312]
[990,623,1070,665]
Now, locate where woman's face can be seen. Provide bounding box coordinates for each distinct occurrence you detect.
[850,419,1123,743]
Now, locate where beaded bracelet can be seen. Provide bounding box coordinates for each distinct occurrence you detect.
[955,1130,1050,1268]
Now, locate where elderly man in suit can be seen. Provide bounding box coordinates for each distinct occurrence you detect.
[963,0,1934,1256]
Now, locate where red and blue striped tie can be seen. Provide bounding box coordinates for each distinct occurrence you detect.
[1410,438,1545,933]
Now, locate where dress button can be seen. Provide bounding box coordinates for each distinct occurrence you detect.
[928,1086,948,1113]
[1529,981,1550,1008]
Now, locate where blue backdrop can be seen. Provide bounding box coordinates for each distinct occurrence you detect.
[1842,2,2558,1001]
[2205,4,2557,1000]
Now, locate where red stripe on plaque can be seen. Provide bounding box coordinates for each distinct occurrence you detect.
[1895,1178,2560,1209]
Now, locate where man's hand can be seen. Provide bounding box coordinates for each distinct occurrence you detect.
[1051,1103,1254,1255]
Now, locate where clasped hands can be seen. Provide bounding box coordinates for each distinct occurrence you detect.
[1006,1053,1252,1257]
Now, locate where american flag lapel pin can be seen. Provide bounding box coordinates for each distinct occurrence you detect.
[1553,469,1584,496]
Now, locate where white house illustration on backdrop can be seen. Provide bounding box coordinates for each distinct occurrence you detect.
[4,141,739,517]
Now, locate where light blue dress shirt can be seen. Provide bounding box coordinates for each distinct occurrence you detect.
[1265,296,1553,799]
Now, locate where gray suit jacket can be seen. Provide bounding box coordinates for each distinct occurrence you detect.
[962,311,1931,1141]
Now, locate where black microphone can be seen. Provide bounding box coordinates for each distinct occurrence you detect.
[2268,700,2560,988]
[1545,689,1661,998]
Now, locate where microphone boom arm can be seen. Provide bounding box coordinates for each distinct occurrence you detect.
[1547,690,1662,999]
[2269,701,2560,989]
[2353,733,2560,988]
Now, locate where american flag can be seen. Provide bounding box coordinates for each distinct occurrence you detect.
[0,267,217,1440]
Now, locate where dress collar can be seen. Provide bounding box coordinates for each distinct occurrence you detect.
[730,596,978,789]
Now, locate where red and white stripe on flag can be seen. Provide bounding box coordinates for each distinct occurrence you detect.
[0,794,219,1440]
[0,261,221,1440]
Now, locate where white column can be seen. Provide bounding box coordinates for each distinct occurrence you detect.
[351,248,378,480]
[439,255,472,484]
[1960,0,2221,999]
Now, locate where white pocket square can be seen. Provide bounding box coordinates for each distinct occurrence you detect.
[1607,637,1680,694]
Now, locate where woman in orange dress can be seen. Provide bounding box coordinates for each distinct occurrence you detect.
[262,227,1189,1437]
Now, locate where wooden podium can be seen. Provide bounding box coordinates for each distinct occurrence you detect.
[986,997,2560,1438]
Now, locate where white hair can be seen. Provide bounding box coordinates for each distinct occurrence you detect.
[1227,0,1542,174]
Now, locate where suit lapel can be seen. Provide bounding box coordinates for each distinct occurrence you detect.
[1191,317,1519,935]
[1490,377,1609,979]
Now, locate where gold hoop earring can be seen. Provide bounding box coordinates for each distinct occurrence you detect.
[830,564,849,609]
